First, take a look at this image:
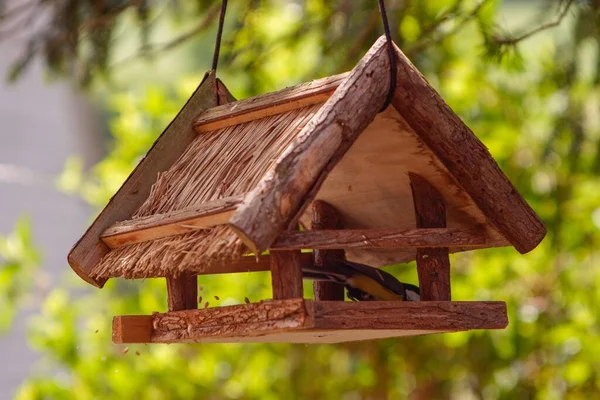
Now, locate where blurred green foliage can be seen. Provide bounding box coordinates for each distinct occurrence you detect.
[0,218,40,332]
[2,0,600,398]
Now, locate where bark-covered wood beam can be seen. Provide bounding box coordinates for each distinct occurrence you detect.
[166,272,198,312]
[311,200,345,301]
[100,195,243,249]
[391,42,546,254]
[270,250,304,300]
[271,226,490,250]
[410,173,451,301]
[229,36,391,255]
[112,300,508,344]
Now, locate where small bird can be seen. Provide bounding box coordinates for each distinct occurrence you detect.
[303,259,420,301]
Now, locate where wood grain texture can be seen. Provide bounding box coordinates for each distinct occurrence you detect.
[229,36,391,254]
[112,300,507,344]
[390,43,546,254]
[216,78,237,105]
[68,71,222,287]
[311,200,345,301]
[166,273,198,311]
[270,250,304,300]
[410,173,451,301]
[113,315,153,344]
[101,195,242,248]
[311,301,508,330]
[297,107,510,268]
[272,226,489,250]
[194,73,347,132]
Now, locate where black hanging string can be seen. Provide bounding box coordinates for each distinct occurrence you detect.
[377,0,397,111]
[211,0,395,108]
[212,0,228,72]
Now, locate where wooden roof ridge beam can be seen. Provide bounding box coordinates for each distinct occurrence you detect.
[390,43,546,254]
[194,72,348,132]
[100,194,244,249]
[410,173,451,301]
[229,36,392,255]
[270,226,496,250]
[68,71,226,287]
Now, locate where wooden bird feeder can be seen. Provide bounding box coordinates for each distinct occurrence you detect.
[68,37,546,344]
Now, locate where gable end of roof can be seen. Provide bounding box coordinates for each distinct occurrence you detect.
[390,43,546,253]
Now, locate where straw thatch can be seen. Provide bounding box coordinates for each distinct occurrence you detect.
[90,104,322,279]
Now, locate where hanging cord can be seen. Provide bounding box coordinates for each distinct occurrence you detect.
[212,0,228,72]
[377,0,397,111]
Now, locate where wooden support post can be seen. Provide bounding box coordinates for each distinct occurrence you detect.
[409,173,451,301]
[270,250,304,300]
[166,273,198,312]
[311,200,345,301]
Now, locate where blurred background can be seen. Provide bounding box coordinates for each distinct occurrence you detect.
[1,0,599,398]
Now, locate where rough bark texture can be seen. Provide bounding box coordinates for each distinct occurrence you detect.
[166,272,198,311]
[410,173,451,301]
[311,200,345,301]
[272,226,489,250]
[68,71,223,287]
[101,194,242,249]
[270,250,304,300]
[195,73,347,132]
[311,301,508,330]
[112,300,507,344]
[154,299,308,343]
[229,36,391,254]
[391,44,546,254]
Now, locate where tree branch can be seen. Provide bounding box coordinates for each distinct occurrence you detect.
[110,3,221,67]
[406,0,491,57]
[492,0,574,46]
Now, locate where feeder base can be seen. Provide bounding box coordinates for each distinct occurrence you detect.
[113,299,507,344]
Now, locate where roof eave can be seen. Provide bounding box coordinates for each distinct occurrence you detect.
[68,70,224,287]
[389,43,546,254]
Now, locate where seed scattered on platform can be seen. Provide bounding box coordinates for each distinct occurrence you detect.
[204,302,209,308]
[198,296,202,304]
[135,351,140,356]
[214,295,220,300]
[122,348,129,354]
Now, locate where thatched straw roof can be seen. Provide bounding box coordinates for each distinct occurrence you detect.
[69,37,545,286]
[90,105,321,279]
